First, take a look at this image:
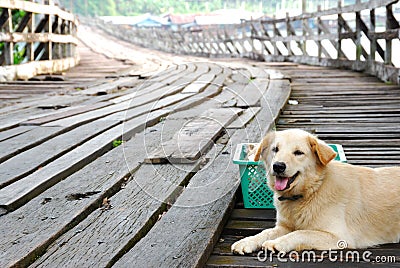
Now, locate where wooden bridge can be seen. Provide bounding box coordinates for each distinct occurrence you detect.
[1,1,400,268]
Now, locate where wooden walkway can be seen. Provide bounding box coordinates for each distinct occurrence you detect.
[0,39,133,107]
[0,27,400,268]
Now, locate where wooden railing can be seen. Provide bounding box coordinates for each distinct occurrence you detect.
[91,0,400,84]
[0,0,79,81]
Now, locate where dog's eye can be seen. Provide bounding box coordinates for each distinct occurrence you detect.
[272,146,279,153]
[294,150,304,156]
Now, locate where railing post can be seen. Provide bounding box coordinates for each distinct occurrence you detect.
[302,0,307,57]
[4,8,14,65]
[385,4,393,65]
[370,8,376,62]
[317,5,322,60]
[286,12,292,56]
[337,0,343,60]
[272,15,278,56]
[355,0,361,62]
[29,12,35,61]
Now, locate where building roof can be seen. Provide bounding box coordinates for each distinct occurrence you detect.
[99,14,169,27]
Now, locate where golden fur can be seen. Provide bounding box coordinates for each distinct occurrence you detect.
[232,129,400,254]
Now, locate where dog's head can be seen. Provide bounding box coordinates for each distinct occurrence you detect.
[254,129,336,194]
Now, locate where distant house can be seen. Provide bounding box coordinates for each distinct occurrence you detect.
[100,14,169,28]
[101,9,264,30]
[166,14,198,30]
[166,9,264,31]
[168,14,197,25]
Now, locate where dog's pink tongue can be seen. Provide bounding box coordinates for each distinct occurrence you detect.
[275,178,289,191]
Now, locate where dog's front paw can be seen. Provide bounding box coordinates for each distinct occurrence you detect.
[262,238,292,254]
[231,237,260,255]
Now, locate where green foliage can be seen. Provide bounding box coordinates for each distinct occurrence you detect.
[13,44,26,64]
[112,140,123,148]
[12,9,26,28]
[0,10,28,64]
[58,0,279,16]
[58,0,355,16]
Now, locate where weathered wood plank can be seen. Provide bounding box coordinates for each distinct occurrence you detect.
[230,209,276,221]
[113,78,291,268]
[144,108,242,164]
[1,56,80,81]
[0,120,118,189]
[42,100,146,127]
[114,142,241,268]
[227,107,261,129]
[43,75,199,128]
[281,113,400,119]
[224,220,274,236]
[22,102,113,126]
[181,73,216,94]
[31,162,201,268]
[171,70,228,112]
[0,0,77,22]
[103,92,197,122]
[0,109,170,214]
[109,81,165,104]
[235,79,269,108]
[0,125,35,142]
[71,77,137,96]
[0,32,78,45]
[0,116,180,267]
[0,126,63,163]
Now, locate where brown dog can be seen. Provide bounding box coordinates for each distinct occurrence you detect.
[232,129,400,254]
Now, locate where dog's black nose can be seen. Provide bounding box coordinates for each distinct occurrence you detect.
[273,162,286,174]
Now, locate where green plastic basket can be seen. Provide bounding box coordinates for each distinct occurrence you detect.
[233,143,347,209]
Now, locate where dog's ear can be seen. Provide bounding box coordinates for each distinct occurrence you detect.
[308,135,337,166]
[254,132,274,161]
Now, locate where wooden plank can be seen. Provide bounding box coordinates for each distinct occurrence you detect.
[30,162,201,268]
[0,105,72,131]
[227,107,261,129]
[43,100,146,127]
[0,126,64,163]
[44,79,194,128]
[0,109,170,214]
[71,77,138,96]
[0,32,78,45]
[113,78,291,268]
[0,0,77,22]
[0,56,79,81]
[230,209,276,221]
[114,141,241,268]
[236,79,269,108]
[168,68,230,113]
[126,73,221,119]
[0,116,185,267]
[264,79,291,120]
[109,81,165,104]
[22,102,113,126]
[0,125,35,142]
[144,108,242,164]
[280,113,400,119]
[211,235,400,261]
[224,220,274,236]
[0,120,119,189]
[0,94,91,116]
[247,67,269,79]
[181,73,216,94]
[102,92,197,122]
